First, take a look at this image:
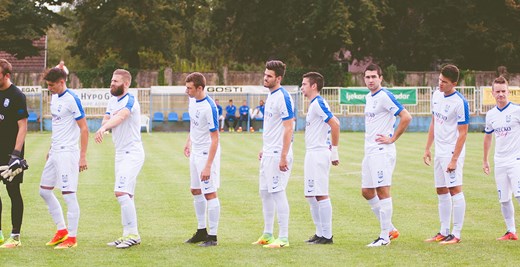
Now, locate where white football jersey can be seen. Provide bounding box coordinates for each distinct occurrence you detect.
[188,96,219,154]
[364,88,404,155]
[50,89,85,151]
[431,89,469,158]
[105,93,143,153]
[305,95,333,151]
[485,102,520,167]
[262,87,295,155]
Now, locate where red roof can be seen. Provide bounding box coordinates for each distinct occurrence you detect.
[0,36,46,73]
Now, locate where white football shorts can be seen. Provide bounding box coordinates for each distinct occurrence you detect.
[304,149,331,196]
[114,149,145,195]
[259,153,293,193]
[361,152,396,188]
[434,156,464,188]
[494,163,520,202]
[190,147,221,194]
[40,149,80,192]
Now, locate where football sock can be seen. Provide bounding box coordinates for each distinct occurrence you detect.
[306,197,322,237]
[272,190,290,239]
[318,198,332,239]
[501,200,516,233]
[63,193,80,237]
[368,196,381,221]
[260,190,275,234]
[207,198,220,236]
[118,195,138,236]
[452,192,466,239]
[39,188,66,230]
[438,193,452,236]
[193,194,207,229]
[379,197,392,241]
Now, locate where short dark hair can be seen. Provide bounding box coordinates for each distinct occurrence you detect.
[440,64,460,83]
[492,76,508,90]
[43,68,67,82]
[0,59,12,75]
[265,60,286,78]
[302,72,324,92]
[185,72,206,89]
[364,63,382,77]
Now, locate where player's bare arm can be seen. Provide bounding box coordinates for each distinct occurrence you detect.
[447,124,468,172]
[95,108,131,143]
[201,130,219,181]
[15,118,28,152]
[327,116,340,166]
[184,134,191,157]
[423,118,435,166]
[77,117,89,172]
[482,132,492,175]
[279,119,294,172]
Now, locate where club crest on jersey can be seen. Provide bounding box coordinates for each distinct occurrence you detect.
[506,115,511,123]
[444,105,450,113]
[3,98,9,107]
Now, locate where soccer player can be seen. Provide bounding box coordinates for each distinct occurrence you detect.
[39,68,88,249]
[215,99,224,132]
[483,76,520,241]
[183,72,221,247]
[362,63,412,247]
[252,60,294,248]
[300,72,340,245]
[224,99,237,131]
[0,59,28,248]
[423,64,469,245]
[95,69,145,249]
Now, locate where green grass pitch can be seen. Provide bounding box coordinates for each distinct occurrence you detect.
[0,131,519,266]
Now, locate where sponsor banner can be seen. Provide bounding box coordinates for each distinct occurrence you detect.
[482,86,520,105]
[339,87,417,105]
[71,89,138,108]
[151,85,298,95]
[20,86,42,95]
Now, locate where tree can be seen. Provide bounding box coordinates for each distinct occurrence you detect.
[70,0,183,69]
[0,0,72,58]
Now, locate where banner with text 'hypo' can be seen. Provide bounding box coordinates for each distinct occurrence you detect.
[339,87,418,105]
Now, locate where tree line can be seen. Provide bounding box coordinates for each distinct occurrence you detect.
[3,0,520,78]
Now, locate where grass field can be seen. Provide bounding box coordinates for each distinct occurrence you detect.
[0,131,519,266]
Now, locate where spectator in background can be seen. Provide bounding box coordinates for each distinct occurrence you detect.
[224,99,237,132]
[237,100,250,132]
[215,99,224,132]
[250,99,265,132]
[55,60,69,76]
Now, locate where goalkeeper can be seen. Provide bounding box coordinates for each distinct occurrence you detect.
[0,59,29,249]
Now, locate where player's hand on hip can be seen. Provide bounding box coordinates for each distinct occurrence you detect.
[375,134,393,144]
[423,150,432,166]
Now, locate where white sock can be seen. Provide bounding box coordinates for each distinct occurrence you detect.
[452,192,466,239]
[379,198,392,241]
[117,195,139,236]
[207,198,220,236]
[318,198,332,239]
[63,193,80,237]
[501,200,516,233]
[260,190,275,234]
[39,188,66,230]
[306,197,322,237]
[368,196,381,221]
[438,193,452,236]
[193,194,207,229]
[272,190,290,239]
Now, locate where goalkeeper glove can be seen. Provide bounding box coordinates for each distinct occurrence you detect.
[1,150,29,182]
